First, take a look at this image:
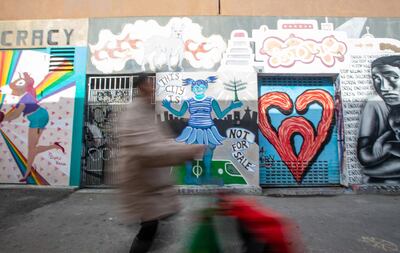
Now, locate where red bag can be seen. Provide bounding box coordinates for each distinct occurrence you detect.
[220,196,302,253]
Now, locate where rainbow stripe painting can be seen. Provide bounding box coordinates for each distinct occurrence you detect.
[35,64,75,101]
[0,50,22,108]
[0,48,82,186]
[0,129,49,185]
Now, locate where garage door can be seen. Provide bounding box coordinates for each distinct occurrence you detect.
[258,76,341,186]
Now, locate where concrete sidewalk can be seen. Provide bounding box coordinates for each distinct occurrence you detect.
[0,189,399,253]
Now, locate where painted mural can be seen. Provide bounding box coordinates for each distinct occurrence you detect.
[339,37,400,185]
[85,16,400,186]
[156,72,259,186]
[356,56,400,184]
[90,17,226,73]
[259,34,347,68]
[0,19,88,49]
[0,48,87,185]
[258,78,340,185]
[251,20,345,186]
[250,20,349,74]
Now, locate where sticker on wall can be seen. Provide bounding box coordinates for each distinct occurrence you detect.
[156,72,259,186]
[90,17,226,73]
[0,48,85,186]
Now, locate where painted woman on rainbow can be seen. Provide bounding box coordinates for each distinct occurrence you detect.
[0,72,64,183]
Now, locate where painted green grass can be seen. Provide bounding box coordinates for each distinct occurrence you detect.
[172,160,247,185]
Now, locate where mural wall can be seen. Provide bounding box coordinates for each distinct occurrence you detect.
[89,17,226,73]
[340,39,400,185]
[156,72,259,186]
[258,77,340,185]
[86,16,400,187]
[0,19,88,186]
[356,56,400,184]
[252,21,345,186]
[87,17,392,75]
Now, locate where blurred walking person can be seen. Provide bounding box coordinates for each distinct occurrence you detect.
[117,74,204,253]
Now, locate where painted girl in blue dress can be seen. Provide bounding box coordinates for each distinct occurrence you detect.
[0,73,64,183]
[162,76,243,184]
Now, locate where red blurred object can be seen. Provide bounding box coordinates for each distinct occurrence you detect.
[220,195,302,253]
[0,111,4,123]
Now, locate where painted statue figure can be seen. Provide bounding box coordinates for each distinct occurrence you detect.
[142,22,185,71]
[357,56,400,183]
[162,76,243,184]
[0,72,64,183]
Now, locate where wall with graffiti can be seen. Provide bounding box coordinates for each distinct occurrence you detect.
[2,17,400,187]
[252,20,345,186]
[0,48,87,186]
[258,77,340,186]
[89,17,226,74]
[155,72,259,186]
[0,19,88,186]
[355,55,400,184]
[249,19,400,186]
[86,16,400,187]
[87,17,388,75]
[340,42,400,185]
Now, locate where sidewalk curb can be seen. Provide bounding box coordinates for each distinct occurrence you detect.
[75,185,264,195]
[176,185,263,195]
[75,188,118,194]
[0,184,79,192]
[2,184,400,196]
[262,187,352,197]
[351,184,400,195]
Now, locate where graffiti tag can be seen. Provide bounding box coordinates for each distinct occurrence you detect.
[88,147,114,162]
[49,152,66,166]
[359,236,399,252]
[94,90,131,104]
[260,34,347,68]
[260,154,275,168]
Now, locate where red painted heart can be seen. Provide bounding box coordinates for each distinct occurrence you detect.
[258,90,334,183]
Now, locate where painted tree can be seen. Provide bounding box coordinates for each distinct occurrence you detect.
[223,79,247,102]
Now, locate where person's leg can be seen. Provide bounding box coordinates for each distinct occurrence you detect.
[202,145,223,185]
[20,128,41,181]
[203,145,215,179]
[184,160,199,185]
[33,128,64,154]
[130,220,159,253]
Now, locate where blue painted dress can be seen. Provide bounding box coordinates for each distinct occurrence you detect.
[176,96,225,145]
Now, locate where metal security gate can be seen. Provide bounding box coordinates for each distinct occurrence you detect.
[258,76,341,186]
[81,74,154,186]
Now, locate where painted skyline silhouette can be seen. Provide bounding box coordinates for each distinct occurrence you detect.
[157,106,259,143]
